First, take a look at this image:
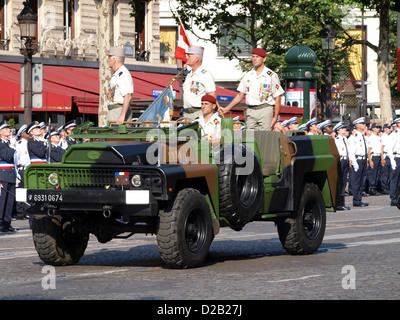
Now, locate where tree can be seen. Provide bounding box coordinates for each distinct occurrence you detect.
[342,0,396,123]
[97,0,114,127]
[176,0,347,67]
[176,0,397,122]
[176,0,351,120]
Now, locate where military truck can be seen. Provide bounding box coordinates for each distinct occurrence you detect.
[16,118,342,268]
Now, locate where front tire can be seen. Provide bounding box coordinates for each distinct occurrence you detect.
[157,188,213,268]
[32,215,89,266]
[277,183,326,255]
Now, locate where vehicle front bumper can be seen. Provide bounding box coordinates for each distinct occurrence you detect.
[16,188,158,216]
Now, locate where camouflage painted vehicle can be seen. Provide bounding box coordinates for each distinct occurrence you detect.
[16,118,342,268]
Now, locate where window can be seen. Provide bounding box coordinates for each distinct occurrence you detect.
[64,0,75,40]
[0,0,6,49]
[29,0,39,42]
[218,20,251,57]
[160,26,177,64]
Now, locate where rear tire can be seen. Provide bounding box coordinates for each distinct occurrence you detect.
[277,183,326,255]
[157,188,213,268]
[32,215,89,266]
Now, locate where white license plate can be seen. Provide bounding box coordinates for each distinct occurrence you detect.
[125,190,149,205]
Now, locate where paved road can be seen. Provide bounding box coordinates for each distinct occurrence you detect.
[1,194,399,302]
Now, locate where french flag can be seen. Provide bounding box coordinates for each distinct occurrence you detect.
[115,172,129,176]
[175,21,191,63]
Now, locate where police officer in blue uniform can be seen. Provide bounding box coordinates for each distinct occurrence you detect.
[334,122,350,210]
[348,117,369,207]
[305,117,319,135]
[367,123,383,195]
[46,128,66,163]
[15,124,30,219]
[379,123,392,194]
[0,121,17,232]
[387,118,400,206]
[64,120,77,148]
[27,122,47,164]
[319,120,333,136]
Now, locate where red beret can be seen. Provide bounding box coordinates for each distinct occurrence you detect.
[201,94,216,103]
[252,48,267,57]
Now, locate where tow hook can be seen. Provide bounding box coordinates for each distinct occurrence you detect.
[47,205,57,217]
[103,205,112,218]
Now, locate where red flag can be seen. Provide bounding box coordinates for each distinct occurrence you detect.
[175,22,190,63]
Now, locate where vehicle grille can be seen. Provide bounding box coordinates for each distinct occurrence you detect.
[62,168,115,188]
[58,168,163,194]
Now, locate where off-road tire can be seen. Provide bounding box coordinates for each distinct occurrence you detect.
[277,183,326,255]
[32,215,89,266]
[157,188,213,268]
[218,145,263,230]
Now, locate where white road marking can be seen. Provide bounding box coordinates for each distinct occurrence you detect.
[324,229,400,240]
[265,274,323,283]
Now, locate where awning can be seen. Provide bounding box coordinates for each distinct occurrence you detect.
[0,62,238,114]
[0,63,98,112]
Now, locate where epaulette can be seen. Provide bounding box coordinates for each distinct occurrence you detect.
[201,69,207,74]
[267,70,273,76]
[118,71,123,77]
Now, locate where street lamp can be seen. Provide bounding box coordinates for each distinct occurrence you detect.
[320,20,336,120]
[17,1,38,124]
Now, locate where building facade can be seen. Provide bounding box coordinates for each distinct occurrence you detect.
[0,1,388,127]
[0,0,164,64]
[0,0,187,127]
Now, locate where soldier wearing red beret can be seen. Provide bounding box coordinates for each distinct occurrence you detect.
[219,48,285,131]
[196,94,221,144]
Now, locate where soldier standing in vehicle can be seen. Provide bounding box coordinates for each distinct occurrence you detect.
[0,120,17,233]
[334,122,350,210]
[219,48,284,131]
[106,47,134,125]
[348,117,369,207]
[182,46,217,120]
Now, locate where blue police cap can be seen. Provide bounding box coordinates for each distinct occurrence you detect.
[318,120,332,130]
[305,117,318,128]
[353,117,366,125]
[333,122,344,132]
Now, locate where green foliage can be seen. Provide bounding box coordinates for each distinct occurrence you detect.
[6,118,15,129]
[175,0,351,84]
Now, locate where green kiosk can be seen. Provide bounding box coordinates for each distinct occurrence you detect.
[282,44,320,122]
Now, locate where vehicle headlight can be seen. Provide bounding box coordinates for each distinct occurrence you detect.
[131,174,142,187]
[48,172,59,186]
